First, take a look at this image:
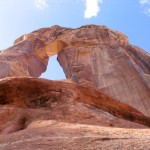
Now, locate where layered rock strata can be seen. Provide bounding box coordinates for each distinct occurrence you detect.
[0,77,149,134]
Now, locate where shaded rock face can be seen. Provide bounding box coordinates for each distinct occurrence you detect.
[0,25,150,149]
[0,77,149,130]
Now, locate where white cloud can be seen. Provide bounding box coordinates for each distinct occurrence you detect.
[139,0,150,5]
[84,0,103,19]
[34,0,48,10]
[139,0,150,16]
[144,7,150,16]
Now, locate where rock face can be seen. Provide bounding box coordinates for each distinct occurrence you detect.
[0,25,150,149]
[0,77,150,149]
[57,26,150,116]
[1,120,150,150]
[0,77,150,129]
[0,25,150,116]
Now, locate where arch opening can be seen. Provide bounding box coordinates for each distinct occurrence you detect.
[40,55,66,80]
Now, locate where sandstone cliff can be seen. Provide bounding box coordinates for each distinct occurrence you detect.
[0,25,150,149]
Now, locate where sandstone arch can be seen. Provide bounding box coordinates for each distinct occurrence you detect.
[0,25,150,116]
[0,26,68,78]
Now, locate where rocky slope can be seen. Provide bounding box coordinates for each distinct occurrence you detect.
[0,25,150,149]
[0,120,150,150]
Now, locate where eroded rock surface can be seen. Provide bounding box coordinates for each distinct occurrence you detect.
[0,120,150,150]
[0,25,150,116]
[0,77,150,129]
[0,25,150,149]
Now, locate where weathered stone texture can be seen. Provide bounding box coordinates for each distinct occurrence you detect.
[0,24,150,149]
[0,25,150,117]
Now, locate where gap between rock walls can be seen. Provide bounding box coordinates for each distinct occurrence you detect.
[40,55,66,80]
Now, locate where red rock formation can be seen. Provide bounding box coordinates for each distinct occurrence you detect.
[57,25,150,116]
[0,77,150,149]
[0,77,150,129]
[1,120,150,150]
[0,25,149,117]
[0,25,150,149]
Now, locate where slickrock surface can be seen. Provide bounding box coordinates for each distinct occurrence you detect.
[0,120,150,150]
[0,25,150,149]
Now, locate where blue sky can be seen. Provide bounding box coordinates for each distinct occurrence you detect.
[0,0,150,79]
